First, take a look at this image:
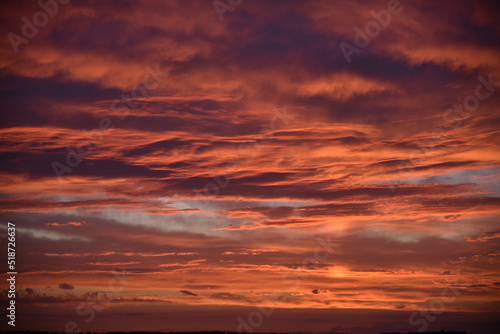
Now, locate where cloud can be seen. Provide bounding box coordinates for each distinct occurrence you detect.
[179,290,198,297]
[46,221,84,226]
[466,231,500,243]
[58,283,74,290]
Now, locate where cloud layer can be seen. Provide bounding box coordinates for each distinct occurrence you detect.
[0,0,499,333]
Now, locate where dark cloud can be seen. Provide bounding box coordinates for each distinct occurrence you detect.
[58,283,74,290]
[179,290,198,296]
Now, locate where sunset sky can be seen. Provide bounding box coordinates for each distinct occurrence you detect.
[0,0,499,333]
